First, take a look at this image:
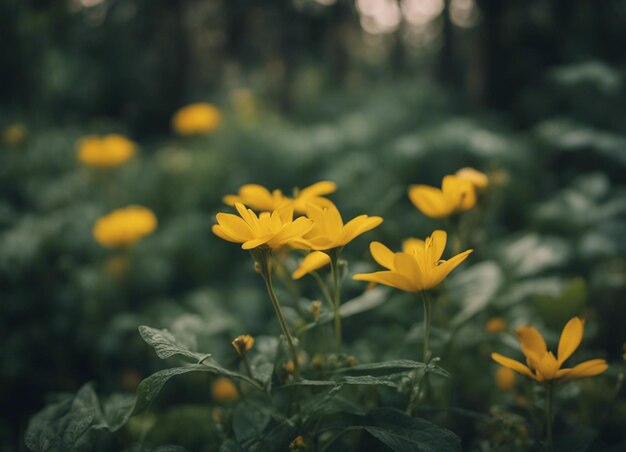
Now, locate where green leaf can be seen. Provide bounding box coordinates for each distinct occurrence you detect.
[333,359,427,375]
[322,408,461,452]
[287,375,401,388]
[138,325,208,362]
[232,399,271,445]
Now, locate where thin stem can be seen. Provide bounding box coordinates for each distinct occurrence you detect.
[311,270,334,310]
[257,251,300,376]
[328,249,343,350]
[421,291,432,362]
[546,382,554,452]
[241,353,253,379]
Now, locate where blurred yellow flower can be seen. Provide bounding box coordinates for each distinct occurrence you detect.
[77,134,137,167]
[408,175,476,218]
[491,317,608,383]
[290,435,306,451]
[93,206,157,247]
[212,203,312,250]
[231,335,255,356]
[292,251,331,279]
[223,181,336,214]
[3,123,26,146]
[172,103,221,135]
[495,366,516,391]
[211,377,239,402]
[296,201,383,251]
[353,230,472,292]
[487,317,507,333]
[455,167,489,189]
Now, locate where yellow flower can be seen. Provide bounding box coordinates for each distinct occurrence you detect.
[292,251,331,279]
[212,203,313,250]
[3,123,26,146]
[223,184,290,212]
[77,134,137,167]
[231,335,255,355]
[491,317,608,383]
[487,317,507,333]
[223,181,336,214]
[172,103,221,135]
[297,202,383,251]
[93,206,157,247]
[495,366,516,391]
[408,175,476,218]
[211,377,239,402]
[455,167,489,189]
[353,230,472,292]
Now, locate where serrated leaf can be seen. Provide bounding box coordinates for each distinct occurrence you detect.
[138,326,208,362]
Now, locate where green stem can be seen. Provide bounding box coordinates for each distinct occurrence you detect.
[328,248,343,350]
[311,270,334,311]
[421,291,432,362]
[257,250,300,376]
[546,382,554,452]
[242,353,253,379]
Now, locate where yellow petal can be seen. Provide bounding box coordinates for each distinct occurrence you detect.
[427,249,473,288]
[298,181,337,198]
[427,230,447,264]
[456,167,489,189]
[408,185,451,218]
[338,215,383,245]
[353,271,415,292]
[292,251,331,279]
[370,242,395,270]
[216,213,253,242]
[402,238,425,255]
[517,326,548,360]
[557,317,585,366]
[491,353,536,380]
[212,224,241,243]
[559,359,608,381]
[534,351,560,381]
[442,175,476,212]
[242,236,272,250]
[238,184,277,211]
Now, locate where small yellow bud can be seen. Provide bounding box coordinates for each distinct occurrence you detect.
[346,356,358,367]
[308,301,322,320]
[486,317,507,333]
[211,377,239,402]
[495,366,516,391]
[232,335,255,356]
[311,354,325,369]
[290,435,306,451]
[211,407,224,424]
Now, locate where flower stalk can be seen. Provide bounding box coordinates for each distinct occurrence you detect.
[328,247,343,350]
[546,382,554,452]
[421,291,432,362]
[254,249,300,376]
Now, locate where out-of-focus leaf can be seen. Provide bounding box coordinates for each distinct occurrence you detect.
[498,234,571,278]
[447,261,504,328]
[232,399,271,445]
[332,359,448,377]
[321,407,461,452]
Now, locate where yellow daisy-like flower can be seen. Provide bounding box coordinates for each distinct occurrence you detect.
[93,206,157,248]
[353,230,472,292]
[77,134,137,168]
[223,184,290,212]
[231,335,255,356]
[491,317,608,383]
[223,181,336,214]
[211,377,239,402]
[297,201,383,251]
[172,102,221,135]
[408,175,476,218]
[455,167,489,189]
[212,203,313,250]
[292,251,331,279]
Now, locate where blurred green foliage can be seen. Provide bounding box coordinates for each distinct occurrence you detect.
[2,0,626,450]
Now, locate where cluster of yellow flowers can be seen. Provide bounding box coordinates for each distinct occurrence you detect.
[77,134,137,168]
